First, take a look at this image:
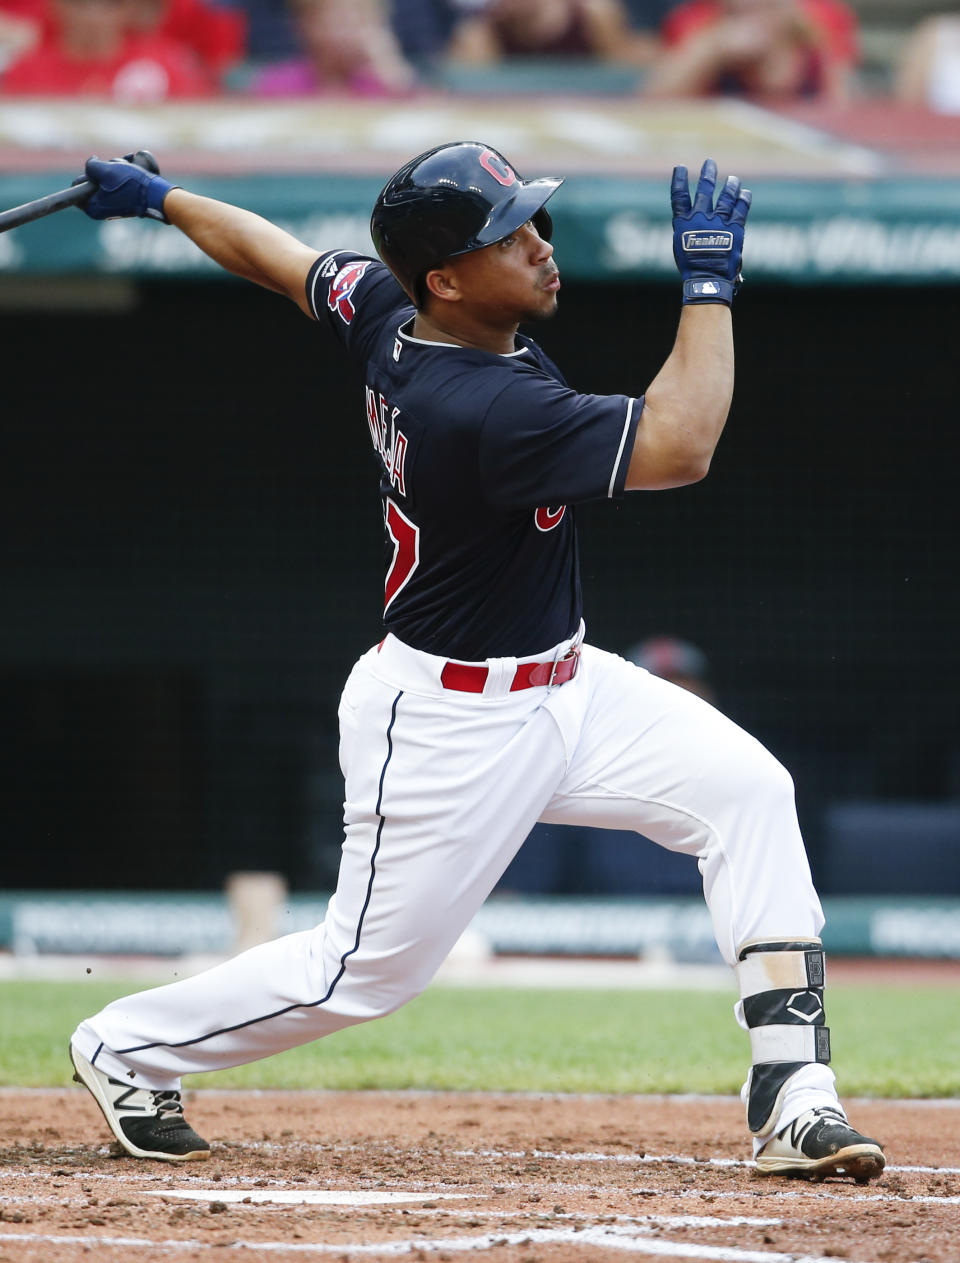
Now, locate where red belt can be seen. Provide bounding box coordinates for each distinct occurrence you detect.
[440,645,581,693]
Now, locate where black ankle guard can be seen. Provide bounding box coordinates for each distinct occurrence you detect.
[737,939,830,1137]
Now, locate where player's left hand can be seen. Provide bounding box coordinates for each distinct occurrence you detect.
[671,158,751,306]
[78,153,176,223]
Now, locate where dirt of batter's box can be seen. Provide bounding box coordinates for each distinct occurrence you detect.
[0,1089,957,1262]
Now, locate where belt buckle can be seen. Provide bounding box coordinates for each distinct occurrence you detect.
[547,642,580,688]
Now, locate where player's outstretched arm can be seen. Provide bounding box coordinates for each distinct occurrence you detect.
[79,156,320,315]
[162,189,319,315]
[625,159,751,491]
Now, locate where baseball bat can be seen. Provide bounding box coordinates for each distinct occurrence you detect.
[0,149,160,234]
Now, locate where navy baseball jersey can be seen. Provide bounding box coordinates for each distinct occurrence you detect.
[307,250,641,661]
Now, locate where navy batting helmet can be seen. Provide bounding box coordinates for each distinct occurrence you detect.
[370,141,563,303]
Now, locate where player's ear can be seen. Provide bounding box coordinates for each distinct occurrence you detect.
[423,265,462,305]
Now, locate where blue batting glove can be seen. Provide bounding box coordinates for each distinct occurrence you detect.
[671,158,752,306]
[81,154,176,223]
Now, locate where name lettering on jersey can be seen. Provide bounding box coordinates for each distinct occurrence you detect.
[328,260,371,324]
[535,505,566,532]
[365,386,408,496]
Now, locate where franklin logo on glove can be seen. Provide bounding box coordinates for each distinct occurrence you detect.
[681,230,734,251]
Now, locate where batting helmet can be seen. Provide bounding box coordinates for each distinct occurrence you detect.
[370,141,563,303]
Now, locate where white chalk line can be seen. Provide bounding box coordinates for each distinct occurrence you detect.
[142,1193,781,1227]
[0,1193,791,1227]
[0,1226,887,1262]
[148,1189,471,1206]
[0,1201,782,1225]
[2,1167,289,1186]
[4,1165,957,1206]
[226,1139,960,1178]
[629,1189,960,1207]
[439,1212,784,1229]
[1,1142,949,1263]
[454,1147,960,1176]
[5,1180,960,1210]
[457,1147,742,1168]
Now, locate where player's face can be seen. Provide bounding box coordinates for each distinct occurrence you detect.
[449,220,560,324]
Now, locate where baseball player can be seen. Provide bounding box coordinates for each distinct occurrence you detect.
[68,144,884,1182]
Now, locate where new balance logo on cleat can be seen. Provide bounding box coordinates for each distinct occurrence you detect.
[756,1106,885,1183]
[69,1041,210,1162]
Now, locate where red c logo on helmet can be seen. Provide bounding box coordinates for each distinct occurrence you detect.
[479,149,516,187]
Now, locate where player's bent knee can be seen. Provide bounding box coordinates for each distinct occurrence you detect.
[743,753,799,833]
[709,736,797,813]
[757,752,796,805]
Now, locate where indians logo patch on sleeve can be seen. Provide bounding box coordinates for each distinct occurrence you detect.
[328,260,371,324]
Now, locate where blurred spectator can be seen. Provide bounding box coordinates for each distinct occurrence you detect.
[390,0,459,63]
[0,0,43,71]
[896,14,960,114]
[1,0,218,97]
[445,0,657,66]
[252,0,415,96]
[233,0,297,59]
[644,0,858,101]
[626,635,716,704]
[126,0,247,79]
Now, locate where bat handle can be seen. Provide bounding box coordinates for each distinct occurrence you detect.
[0,149,160,234]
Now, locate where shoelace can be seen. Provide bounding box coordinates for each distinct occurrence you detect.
[810,1107,847,1125]
[782,1106,847,1146]
[151,1090,186,1121]
[794,1106,848,1142]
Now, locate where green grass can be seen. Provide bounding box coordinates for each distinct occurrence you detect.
[1,979,956,1098]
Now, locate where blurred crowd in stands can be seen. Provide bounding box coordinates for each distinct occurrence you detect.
[0,0,955,109]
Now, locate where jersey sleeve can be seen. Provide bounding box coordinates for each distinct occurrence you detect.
[478,369,642,509]
[306,250,411,359]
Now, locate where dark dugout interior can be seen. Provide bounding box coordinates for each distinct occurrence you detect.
[1,279,956,891]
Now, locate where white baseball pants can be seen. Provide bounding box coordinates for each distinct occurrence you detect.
[75,627,837,1133]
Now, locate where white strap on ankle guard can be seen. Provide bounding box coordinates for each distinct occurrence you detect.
[736,938,830,1138]
[749,1024,831,1065]
[738,940,825,999]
